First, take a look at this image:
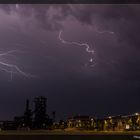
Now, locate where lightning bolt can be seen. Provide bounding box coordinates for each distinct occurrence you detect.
[95,30,114,34]
[94,26,115,35]
[0,50,35,80]
[58,30,96,67]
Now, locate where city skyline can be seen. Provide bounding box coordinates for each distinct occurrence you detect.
[0,95,140,132]
[2,96,140,121]
[0,4,140,120]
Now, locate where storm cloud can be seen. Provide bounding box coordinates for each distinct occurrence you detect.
[0,4,140,120]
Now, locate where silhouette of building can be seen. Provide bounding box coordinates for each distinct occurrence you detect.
[34,96,47,128]
[23,99,32,128]
[13,99,32,130]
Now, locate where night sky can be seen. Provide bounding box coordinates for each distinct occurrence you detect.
[0,4,140,120]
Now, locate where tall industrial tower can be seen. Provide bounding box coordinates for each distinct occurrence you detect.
[34,96,47,128]
[24,99,32,128]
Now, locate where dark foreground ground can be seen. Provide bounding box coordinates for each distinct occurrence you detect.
[0,135,138,140]
[0,130,140,140]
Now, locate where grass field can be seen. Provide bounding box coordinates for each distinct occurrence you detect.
[0,134,137,140]
[0,130,140,135]
[0,130,139,140]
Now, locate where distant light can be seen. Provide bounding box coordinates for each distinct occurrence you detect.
[126,124,130,129]
[135,113,139,116]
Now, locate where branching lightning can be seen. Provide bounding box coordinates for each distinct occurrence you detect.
[59,30,96,67]
[58,28,115,68]
[0,50,35,80]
